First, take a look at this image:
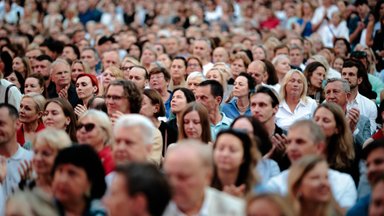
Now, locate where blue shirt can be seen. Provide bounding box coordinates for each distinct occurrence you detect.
[164,91,173,119]
[346,194,370,216]
[221,98,252,119]
[210,112,233,141]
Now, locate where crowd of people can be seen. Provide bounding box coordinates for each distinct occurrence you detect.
[0,0,384,215]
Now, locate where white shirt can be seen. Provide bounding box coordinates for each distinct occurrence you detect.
[266,168,357,208]
[275,97,318,131]
[202,62,214,76]
[0,79,22,111]
[256,159,280,184]
[311,5,339,28]
[347,92,377,134]
[320,20,350,48]
[0,146,33,214]
[327,68,341,79]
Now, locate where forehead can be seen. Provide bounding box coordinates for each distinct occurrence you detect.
[164,149,200,170]
[82,50,95,56]
[130,68,146,75]
[235,76,248,82]
[52,63,70,72]
[367,148,384,161]
[26,77,39,83]
[76,76,92,83]
[251,93,273,105]
[196,85,211,95]
[326,81,344,90]
[288,126,312,141]
[342,66,358,74]
[107,85,124,94]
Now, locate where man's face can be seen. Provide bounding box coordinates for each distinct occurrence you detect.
[113,126,150,164]
[102,51,119,69]
[341,66,361,89]
[195,85,219,112]
[163,149,209,211]
[275,47,289,57]
[62,47,77,61]
[289,49,303,67]
[25,49,41,66]
[325,81,348,108]
[51,63,71,87]
[212,48,228,63]
[369,181,384,216]
[366,148,384,184]
[192,41,209,61]
[286,126,319,163]
[33,60,51,79]
[128,67,147,89]
[166,38,178,56]
[81,50,98,68]
[247,62,266,84]
[0,108,17,146]
[105,85,130,116]
[250,93,277,124]
[103,174,138,216]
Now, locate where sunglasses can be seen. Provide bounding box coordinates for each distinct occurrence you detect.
[76,123,96,132]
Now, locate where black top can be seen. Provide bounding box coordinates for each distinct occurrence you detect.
[48,82,81,108]
[160,120,178,156]
[271,124,291,171]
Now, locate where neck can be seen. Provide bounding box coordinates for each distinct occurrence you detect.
[236,96,249,111]
[217,169,239,187]
[56,84,68,92]
[264,119,276,137]
[36,174,52,188]
[179,191,205,216]
[277,73,285,84]
[62,198,87,216]
[209,109,222,125]
[286,96,300,112]
[0,140,18,158]
[151,117,160,128]
[82,95,93,107]
[23,121,39,133]
[173,77,183,86]
[300,201,328,216]
[349,88,358,101]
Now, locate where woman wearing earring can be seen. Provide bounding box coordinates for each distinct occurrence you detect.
[74,74,99,118]
[17,93,46,149]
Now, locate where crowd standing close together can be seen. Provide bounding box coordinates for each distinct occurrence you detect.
[0,0,384,215]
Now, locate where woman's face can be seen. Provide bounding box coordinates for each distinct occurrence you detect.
[102,69,116,88]
[233,76,249,97]
[253,47,266,60]
[19,97,40,124]
[32,143,57,176]
[298,161,331,203]
[187,59,202,74]
[52,164,91,204]
[183,110,202,139]
[71,63,85,82]
[206,69,222,84]
[5,73,21,89]
[309,67,326,89]
[214,133,244,172]
[129,45,141,60]
[333,58,344,72]
[12,57,25,74]
[276,58,291,75]
[285,72,304,98]
[24,77,43,94]
[231,59,246,78]
[140,95,157,118]
[76,76,96,100]
[313,107,338,138]
[157,54,172,69]
[42,102,70,130]
[334,40,347,57]
[171,90,188,114]
[170,59,186,80]
[141,49,156,65]
[76,116,106,150]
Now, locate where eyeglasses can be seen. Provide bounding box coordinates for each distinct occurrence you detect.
[76,123,96,132]
[105,94,125,101]
[121,66,134,71]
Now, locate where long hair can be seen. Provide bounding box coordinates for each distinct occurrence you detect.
[178,102,211,143]
[280,69,308,102]
[211,128,260,195]
[314,103,355,169]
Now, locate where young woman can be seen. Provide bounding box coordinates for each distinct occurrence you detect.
[71,59,91,82]
[17,93,46,149]
[169,56,187,90]
[288,155,343,216]
[222,72,255,119]
[42,98,77,142]
[100,66,124,95]
[178,102,211,144]
[186,56,203,75]
[76,110,114,175]
[211,128,260,197]
[5,71,25,93]
[74,74,99,117]
[304,62,327,103]
[12,56,32,78]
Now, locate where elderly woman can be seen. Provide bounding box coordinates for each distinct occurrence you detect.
[76,110,114,175]
[186,71,205,94]
[17,93,46,149]
[275,69,317,131]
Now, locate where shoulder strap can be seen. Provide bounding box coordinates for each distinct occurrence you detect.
[5,84,16,104]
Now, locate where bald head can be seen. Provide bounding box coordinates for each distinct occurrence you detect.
[213,47,229,64]
[247,60,267,84]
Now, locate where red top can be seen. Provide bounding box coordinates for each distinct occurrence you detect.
[372,130,384,140]
[99,146,115,175]
[260,17,280,30]
[16,122,45,146]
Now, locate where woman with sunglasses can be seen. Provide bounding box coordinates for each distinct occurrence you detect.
[211,128,260,197]
[76,110,114,175]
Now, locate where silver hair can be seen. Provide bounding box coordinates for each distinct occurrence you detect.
[325,78,350,93]
[113,114,155,145]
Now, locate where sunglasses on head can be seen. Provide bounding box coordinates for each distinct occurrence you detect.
[76,123,96,132]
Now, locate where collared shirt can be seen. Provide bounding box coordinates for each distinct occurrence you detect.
[347,92,377,134]
[221,98,252,119]
[275,97,317,131]
[0,145,33,213]
[210,112,233,141]
[266,168,357,208]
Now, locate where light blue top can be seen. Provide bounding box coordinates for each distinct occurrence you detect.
[221,98,252,119]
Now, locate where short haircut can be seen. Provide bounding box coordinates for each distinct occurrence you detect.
[325,78,350,93]
[0,103,19,120]
[131,65,149,79]
[289,119,325,145]
[35,54,53,63]
[168,140,213,170]
[186,71,205,82]
[198,80,224,101]
[172,56,187,68]
[148,67,171,82]
[22,93,46,113]
[32,128,72,150]
[252,85,280,107]
[64,44,80,59]
[50,59,71,73]
[78,109,113,145]
[343,59,366,78]
[114,114,155,144]
[362,138,384,160]
[115,162,172,216]
[106,80,143,113]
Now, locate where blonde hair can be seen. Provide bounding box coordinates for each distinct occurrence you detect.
[122,56,141,66]
[246,193,295,216]
[280,69,308,102]
[78,109,113,146]
[104,65,124,79]
[22,93,46,113]
[32,128,72,150]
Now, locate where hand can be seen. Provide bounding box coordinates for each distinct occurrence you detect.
[18,160,33,182]
[347,107,360,132]
[74,104,88,117]
[110,111,124,125]
[58,86,69,99]
[0,157,7,183]
[357,21,365,31]
[223,184,246,197]
[265,134,287,159]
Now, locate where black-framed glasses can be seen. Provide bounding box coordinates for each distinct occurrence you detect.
[105,94,125,101]
[76,123,96,132]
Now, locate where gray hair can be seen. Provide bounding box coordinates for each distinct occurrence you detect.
[272,54,290,66]
[325,78,350,93]
[187,71,206,82]
[50,58,70,75]
[289,120,325,145]
[114,114,155,145]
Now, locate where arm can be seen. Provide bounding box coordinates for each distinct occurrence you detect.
[365,14,375,47]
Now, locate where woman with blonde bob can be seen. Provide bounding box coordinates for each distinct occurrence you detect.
[246,193,295,216]
[288,155,343,216]
[100,65,124,95]
[275,69,317,130]
[178,102,211,144]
